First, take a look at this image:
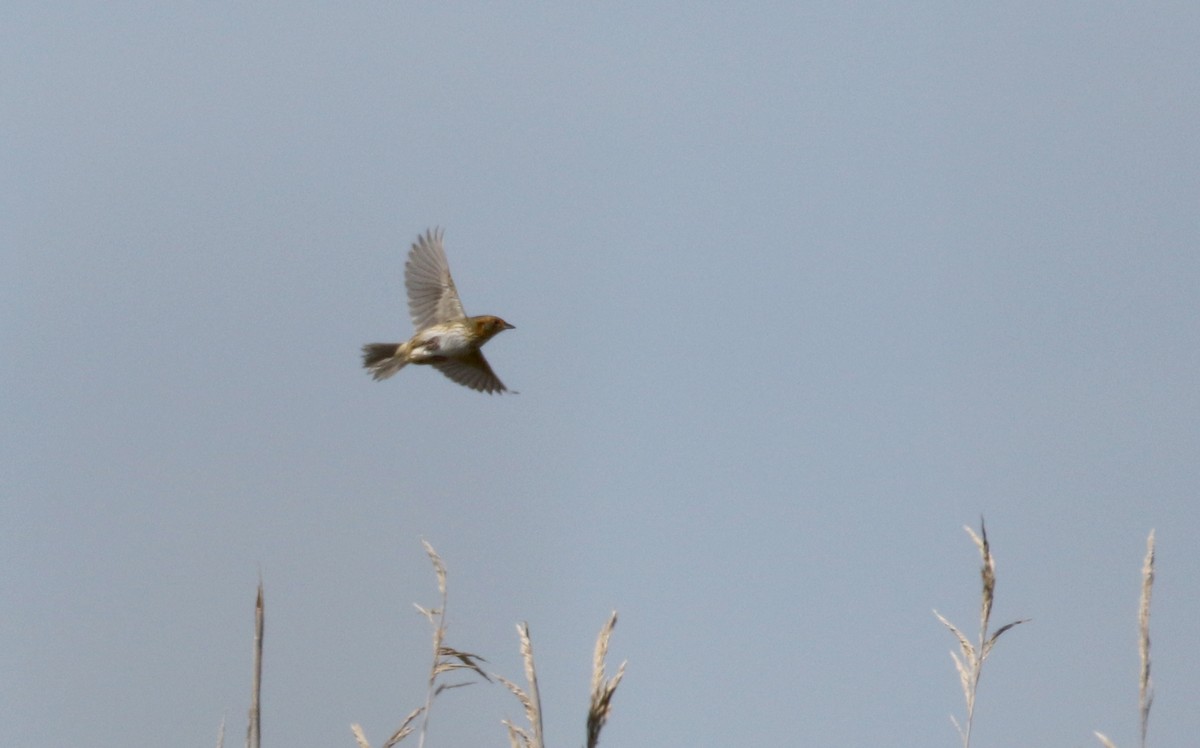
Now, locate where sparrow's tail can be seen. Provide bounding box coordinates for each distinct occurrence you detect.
[362,342,409,381]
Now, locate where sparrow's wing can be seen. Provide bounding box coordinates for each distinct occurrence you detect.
[433,351,508,394]
[405,228,467,330]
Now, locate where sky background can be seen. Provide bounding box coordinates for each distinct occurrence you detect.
[4,3,1199,747]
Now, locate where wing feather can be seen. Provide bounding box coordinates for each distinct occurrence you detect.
[405,228,467,330]
[433,351,507,394]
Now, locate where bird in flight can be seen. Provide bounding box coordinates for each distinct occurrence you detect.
[362,228,515,394]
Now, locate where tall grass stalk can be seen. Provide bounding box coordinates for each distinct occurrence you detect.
[351,541,490,748]
[497,623,544,748]
[935,520,1028,748]
[586,611,625,748]
[1137,530,1156,748]
[246,584,263,748]
[1094,529,1156,748]
[497,612,625,748]
[414,540,491,748]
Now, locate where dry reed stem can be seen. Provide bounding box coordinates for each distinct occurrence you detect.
[351,705,425,748]
[353,540,488,748]
[587,611,625,748]
[416,541,446,748]
[1093,529,1157,748]
[381,706,425,748]
[502,720,533,748]
[496,622,543,748]
[934,520,1027,748]
[498,612,624,748]
[348,542,487,748]
[1138,530,1155,748]
[246,583,263,748]
[414,541,488,748]
[424,539,447,597]
[353,543,623,748]
[216,714,226,748]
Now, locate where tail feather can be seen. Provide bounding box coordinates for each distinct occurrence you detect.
[362,343,408,381]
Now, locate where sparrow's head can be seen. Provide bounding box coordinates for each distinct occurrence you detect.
[471,315,515,343]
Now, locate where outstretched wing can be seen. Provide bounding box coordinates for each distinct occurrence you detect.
[433,351,508,394]
[405,228,467,330]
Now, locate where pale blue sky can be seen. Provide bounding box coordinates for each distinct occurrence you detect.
[4,4,1199,746]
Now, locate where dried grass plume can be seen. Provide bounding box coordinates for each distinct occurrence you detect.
[934,520,1028,748]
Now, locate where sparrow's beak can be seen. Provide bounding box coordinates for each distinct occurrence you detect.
[503,321,516,330]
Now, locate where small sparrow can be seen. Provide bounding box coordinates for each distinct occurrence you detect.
[362,228,515,394]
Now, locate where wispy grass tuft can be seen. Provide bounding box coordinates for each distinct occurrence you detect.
[496,623,543,748]
[497,611,625,748]
[1095,529,1156,748]
[934,519,1028,748]
[586,611,625,748]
